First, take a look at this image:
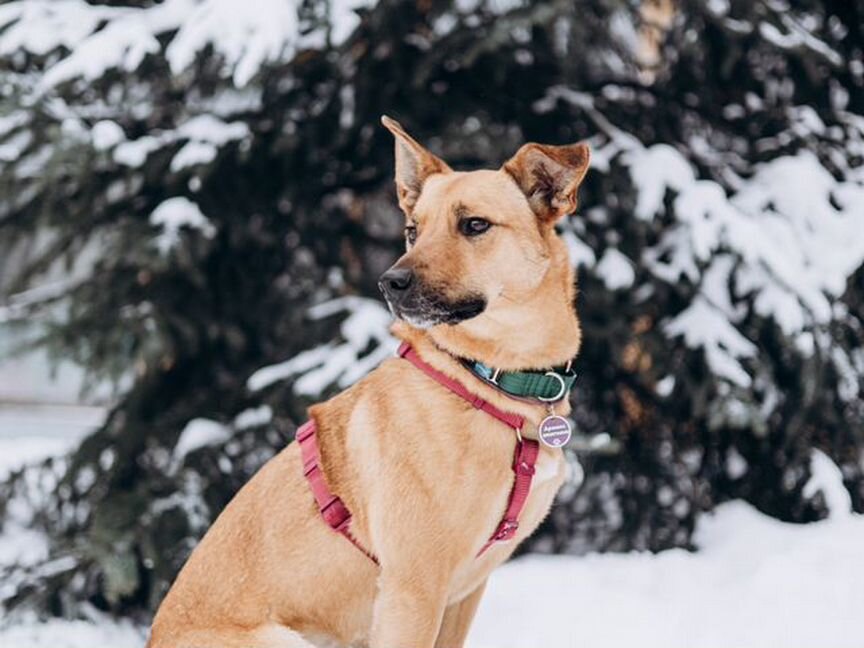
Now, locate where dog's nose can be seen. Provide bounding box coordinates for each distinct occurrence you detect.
[378,267,414,300]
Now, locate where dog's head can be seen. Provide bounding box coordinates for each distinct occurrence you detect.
[378,116,590,331]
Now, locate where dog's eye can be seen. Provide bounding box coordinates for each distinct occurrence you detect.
[459,217,491,237]
[404,225,418,245]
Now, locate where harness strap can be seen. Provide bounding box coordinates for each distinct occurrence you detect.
[399,343,540,557]
[397,343,525,431]
[296,420,379,564]
[297,342,540,564]
[477,438,539,555]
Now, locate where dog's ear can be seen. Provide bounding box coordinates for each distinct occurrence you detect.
[381,115,451,214]
[503,142,590,222]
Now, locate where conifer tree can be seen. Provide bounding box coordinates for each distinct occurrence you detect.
[0,0,861,618]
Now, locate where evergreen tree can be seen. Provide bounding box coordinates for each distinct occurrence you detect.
[0,0,861,620]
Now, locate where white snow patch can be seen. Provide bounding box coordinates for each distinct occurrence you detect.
[560,229,596,268]
[233,405,273,430]
[595,248,635,290]
[0,523,50,569]
[725,447,748,480]
[0,0,359,90]
[166,0,298,86]
[329,1,375,45]
[247,344,335,393]
[665,297,757,387]
[90,121,125,151]
[173,418,231,462]
[655,374,675,397]
[149,197,216,254]
[170,141,218,171]
[247,297,397,397]
[114,115,249,169]
[803,449,852,519]
[114,136,162,168]
[624,143,695,220]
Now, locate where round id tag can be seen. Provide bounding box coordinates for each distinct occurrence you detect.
[538,415,572,448]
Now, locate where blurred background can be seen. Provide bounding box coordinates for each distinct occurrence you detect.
[0,0,862,646]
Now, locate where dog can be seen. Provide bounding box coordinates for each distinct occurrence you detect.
[148,116,590,648]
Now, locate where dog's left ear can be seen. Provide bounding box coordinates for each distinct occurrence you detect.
[503,142,591,222]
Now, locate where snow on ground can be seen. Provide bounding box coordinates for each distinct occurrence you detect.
[1,411,861,648]
[470,502,864,648]
[0,615,145,648]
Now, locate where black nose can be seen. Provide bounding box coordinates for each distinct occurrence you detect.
[378,267,414,299]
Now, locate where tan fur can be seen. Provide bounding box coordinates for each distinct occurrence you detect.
[148,118,590,648]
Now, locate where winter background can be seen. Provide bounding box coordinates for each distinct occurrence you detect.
[0,0,863,646]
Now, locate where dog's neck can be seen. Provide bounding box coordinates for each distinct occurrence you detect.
[398,238,581,372]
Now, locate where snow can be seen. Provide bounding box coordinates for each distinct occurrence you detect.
[0,1,111,58]
[595,248,635,290]
[624,144,695,221]
[113,137,162,168]
[173,418,232,462]
[90,121,125,152]
[43,0,189,88]
[233,405,273,430]
[560,229,596,268]
[248,297,397,396]
[655,374,675,397]
[0,405,103,609]
[470,500,864,648]
[644,148,864,343]
[170,141,218,171]
[0,404,105,478]
[724,447,748,480]
[758,15,843,67]
[149,197,216,254]
[1,0,370,90]
[166,0,298,86]
[665,297,757,387]
[0,615,145,648]
[537,86,864,389]
[114,115,250,169]
[329,1,376,46]
[803,449,852,518]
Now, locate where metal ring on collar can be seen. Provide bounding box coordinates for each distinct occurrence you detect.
[537,372,567,402]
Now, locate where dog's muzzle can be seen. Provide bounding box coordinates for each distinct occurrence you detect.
[378,266,486,327]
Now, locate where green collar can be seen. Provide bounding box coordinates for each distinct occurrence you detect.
[465,358,577,402]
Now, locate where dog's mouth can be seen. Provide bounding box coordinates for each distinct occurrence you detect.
[382,289,487,329]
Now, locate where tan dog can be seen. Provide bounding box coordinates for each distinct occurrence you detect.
[148,117,590,648]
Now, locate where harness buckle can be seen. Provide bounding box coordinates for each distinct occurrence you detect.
[493,519,519,541]
[515,458,535,476]
[321,497,351,531]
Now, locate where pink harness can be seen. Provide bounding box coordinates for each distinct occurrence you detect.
[297,342,539,564]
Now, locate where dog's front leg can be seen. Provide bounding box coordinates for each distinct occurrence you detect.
[433,579,487,648]
[369,565,451,648]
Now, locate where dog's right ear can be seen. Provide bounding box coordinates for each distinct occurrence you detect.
[503,142,591,223]
[381,115,451,214]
